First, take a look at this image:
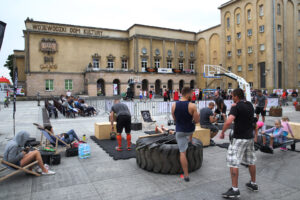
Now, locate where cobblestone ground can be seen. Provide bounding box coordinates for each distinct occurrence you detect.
[0,100,300,200]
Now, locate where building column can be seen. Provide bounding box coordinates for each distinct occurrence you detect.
[150,38,153,68]
[135,37,139,72]
[185,42,188,69]
[163,40,166,68]
[174,41,177,69]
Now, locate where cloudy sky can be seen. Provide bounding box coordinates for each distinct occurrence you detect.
[0,0,228,81]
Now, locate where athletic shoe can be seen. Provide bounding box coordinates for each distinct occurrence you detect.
[44,164,49,170]
[180,174,190,182]
[246,181,259,192]
[222,188,240,198]
[115,146,122,151]
[42,170,56,175]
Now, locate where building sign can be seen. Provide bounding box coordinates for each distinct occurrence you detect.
[157,68,173,73]
[40,64,58,70]
[183,69,195,74]
[31,24,103,37]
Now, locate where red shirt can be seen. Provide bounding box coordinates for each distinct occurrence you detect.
[174,91,179,101]
[192,92,196,101]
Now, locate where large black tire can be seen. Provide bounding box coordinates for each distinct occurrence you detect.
[136,136,203,174]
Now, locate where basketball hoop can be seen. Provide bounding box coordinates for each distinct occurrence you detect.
[203,64,221,78]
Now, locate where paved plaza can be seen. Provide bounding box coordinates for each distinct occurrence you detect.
[0,100,300,200]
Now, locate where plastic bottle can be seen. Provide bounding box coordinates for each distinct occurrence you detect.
[82,134,86,142]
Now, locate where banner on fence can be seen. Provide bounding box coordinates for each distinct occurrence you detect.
[267,98,278,108]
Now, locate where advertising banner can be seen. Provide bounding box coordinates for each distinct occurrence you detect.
[157,68,173,73]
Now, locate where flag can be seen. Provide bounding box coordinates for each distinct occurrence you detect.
[0,21,6,51]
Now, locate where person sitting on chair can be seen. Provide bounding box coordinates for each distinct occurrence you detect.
[261,120,284,150]
[3,131,55,175]
[200,102,219,145]
[44,125,82,144]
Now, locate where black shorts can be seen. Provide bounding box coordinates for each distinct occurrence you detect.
[255,107,266,116]
[116,115,131,134]
[215,105,227,114]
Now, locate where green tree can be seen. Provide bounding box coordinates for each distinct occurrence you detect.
[4,54,13,79]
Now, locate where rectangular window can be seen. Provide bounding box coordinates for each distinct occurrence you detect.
[179,60,184,70]
[237,49,242,56]
[228,83,232,89]
[227,51,232,57]
[298,10,300,20]
[65,79,73,90]
[107,59,114,69]
[249,82,253,88]
[248,46,253,54]
[93,58,99,68]
[237,32,241,39]
[228,66,232,72]
[237,65,242,72]
[298,47,300,53]
[298,29,300,36]
[167,59,172,68]
[248,64,253,71]
[259,25,265,33]
[298,64,300,70]
[121,59,128,69]
[45,80,54,91]
[227,17,230,28]
[247,9,251,20]
[259,5,264,17]
[247,29,252,36]
[260,44,265,51]
[227,35,231,42]
[277,4,281,15]
[141,58,147,68]
[189,61,194,70]
[277,24,282,32]
[236,13,240,25]
[154,59,160,68]
[278,43,282,51]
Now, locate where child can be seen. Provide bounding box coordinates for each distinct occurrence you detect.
[261,120,284,149]
[280,117,295,151]
[254,119,265,143]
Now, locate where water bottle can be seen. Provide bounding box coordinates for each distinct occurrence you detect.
[78,143,91,159]
[82,134,86,142]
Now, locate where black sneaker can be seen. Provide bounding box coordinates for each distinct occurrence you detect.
[210,139,216,146]
[222,188,240,199]
[246,181,259,192]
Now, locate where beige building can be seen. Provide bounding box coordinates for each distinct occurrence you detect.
[14,0,300,97]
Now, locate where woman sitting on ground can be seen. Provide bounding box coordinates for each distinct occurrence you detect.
[44,125,82,144]
[3,131,55,175]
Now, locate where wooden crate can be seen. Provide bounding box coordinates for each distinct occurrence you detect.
[95,122,116,140]
[288,122,300,140]
[193,125,210,147]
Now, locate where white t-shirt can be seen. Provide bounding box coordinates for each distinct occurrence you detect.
[66,91,71,97]
[139,91,143,96]
[144,91,147,96]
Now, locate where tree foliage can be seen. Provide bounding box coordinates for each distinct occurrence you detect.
[4,54,14,79]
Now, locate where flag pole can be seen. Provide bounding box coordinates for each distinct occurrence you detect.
[13,56,18,136]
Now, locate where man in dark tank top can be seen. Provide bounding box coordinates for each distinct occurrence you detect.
[171,87,200,182]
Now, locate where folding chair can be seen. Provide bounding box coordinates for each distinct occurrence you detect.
[0,156,40,183]
[34,123,70,154]
[141,110,156,131]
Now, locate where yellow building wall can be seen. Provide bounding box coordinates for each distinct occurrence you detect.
[286,0,295,89]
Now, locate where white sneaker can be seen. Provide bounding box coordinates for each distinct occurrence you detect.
[42,170,56,175]
[44,164,49,170]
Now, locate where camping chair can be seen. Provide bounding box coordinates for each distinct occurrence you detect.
[141,110,156,131]
[0,156,40,183]
[34,123,71,153]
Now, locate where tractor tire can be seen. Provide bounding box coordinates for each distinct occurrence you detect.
[136,136,203,174]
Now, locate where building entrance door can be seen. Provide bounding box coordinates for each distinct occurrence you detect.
[259,62,266,88]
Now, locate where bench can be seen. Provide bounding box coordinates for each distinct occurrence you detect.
[95,122,117,140]
[193,125,210,147]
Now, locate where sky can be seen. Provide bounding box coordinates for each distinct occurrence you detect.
[0,0,228,81]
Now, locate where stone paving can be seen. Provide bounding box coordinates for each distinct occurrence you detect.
[0,100,300,200]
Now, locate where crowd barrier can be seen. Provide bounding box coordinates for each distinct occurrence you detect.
[83,97,279,118]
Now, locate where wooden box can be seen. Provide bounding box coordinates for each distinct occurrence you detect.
[95,122,116,140]
[288,122,300,140]
[193,125,210,147]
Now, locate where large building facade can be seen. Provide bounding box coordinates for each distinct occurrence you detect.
[14,0,300,97]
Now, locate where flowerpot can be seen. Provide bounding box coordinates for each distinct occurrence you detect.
[146,68,156,73]
[172,69,182,73]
